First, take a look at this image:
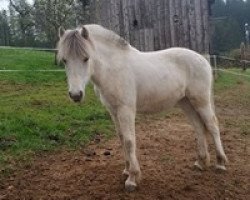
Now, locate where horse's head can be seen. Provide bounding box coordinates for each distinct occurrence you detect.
[57,26,92,103]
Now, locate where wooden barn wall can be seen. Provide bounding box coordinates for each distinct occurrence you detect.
[85,0,210,53]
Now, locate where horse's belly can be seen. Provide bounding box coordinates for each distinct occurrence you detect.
[136,92,184,114]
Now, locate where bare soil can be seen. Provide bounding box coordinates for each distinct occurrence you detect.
[0,88,249,200]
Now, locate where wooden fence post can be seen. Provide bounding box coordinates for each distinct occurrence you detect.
[212,55,218,80]
[240,42,246,71]
[54,51,58,66]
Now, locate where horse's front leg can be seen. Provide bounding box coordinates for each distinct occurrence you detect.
[110,114,130,176]
[117,106,141,192]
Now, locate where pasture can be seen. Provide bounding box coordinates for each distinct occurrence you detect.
[0,49,113,173]
[0,49,249,199]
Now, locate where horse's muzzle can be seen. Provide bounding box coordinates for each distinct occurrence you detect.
[69,91,83,102]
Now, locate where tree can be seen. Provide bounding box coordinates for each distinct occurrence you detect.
[9,0,35,46]
[211,0,250,53]
[211,0,226,17]
[213,18,242,52]
[33,0,76,47]
[75,0,90,24]
[0,10,11,46]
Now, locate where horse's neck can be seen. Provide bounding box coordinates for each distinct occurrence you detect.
[93,36,125,57]
[90,39,134,88]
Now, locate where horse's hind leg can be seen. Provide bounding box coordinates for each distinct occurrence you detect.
[188,95,228,170]
[179,98,210,170]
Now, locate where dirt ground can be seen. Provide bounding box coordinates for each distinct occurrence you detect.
[0,88,249,199]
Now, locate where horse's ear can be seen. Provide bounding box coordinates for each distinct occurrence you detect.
[81,26,89,40]
[59,26,65,38]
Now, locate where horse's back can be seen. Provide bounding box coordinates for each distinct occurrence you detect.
[130,47,212,113]
[156,47,213,93]
[161,48,213,108]
[161,47,211,73]
[133,47,212,89]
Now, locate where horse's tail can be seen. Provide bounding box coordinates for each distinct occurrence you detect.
[210,66,216,114]
[205,54,216,114]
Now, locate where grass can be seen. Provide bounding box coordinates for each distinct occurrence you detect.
[0,49,113,174]
[214,68,250,138]
[214,68,250,91]
[0,49,56,70]
[0,49,250,175]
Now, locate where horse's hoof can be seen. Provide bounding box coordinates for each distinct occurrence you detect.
[125,180,137,192]
[122,169,129,176]
[194,161,204,171]
[215,164,227,171]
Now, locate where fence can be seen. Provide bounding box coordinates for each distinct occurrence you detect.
[0,47,249,79]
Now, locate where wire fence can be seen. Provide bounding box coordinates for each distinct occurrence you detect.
[0,46,57,52]
[214,68,250,78]
[0,46,249,79]
[1,69,249,79]
[0,70,65,72]
[216,55,250,65]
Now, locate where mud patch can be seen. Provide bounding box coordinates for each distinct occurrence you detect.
[0,85,250,200]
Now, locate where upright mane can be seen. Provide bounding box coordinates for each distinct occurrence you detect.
[57,29,89,61]
[85,24,129,49]
[57,24,129,61]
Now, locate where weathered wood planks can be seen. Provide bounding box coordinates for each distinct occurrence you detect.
[84,0,210,53]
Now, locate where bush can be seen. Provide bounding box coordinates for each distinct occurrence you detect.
[229,49,241,60]
[229,48,250,61]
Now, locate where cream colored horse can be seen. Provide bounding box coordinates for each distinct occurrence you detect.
[57,24,227,191]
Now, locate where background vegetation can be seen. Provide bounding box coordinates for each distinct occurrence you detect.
[0,0,90,47]
[0,0,249,54]
[211,0,250,53]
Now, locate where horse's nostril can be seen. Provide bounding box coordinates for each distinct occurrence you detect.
[69,91,83,102]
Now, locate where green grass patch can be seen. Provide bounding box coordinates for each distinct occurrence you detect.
[0,49,113,173]
[0,48,56,70]
[214,68,250,92]
[0,49,250,175]
[0,83,113,169]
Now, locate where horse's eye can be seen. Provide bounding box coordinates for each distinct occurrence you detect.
[62,59,67,64]
[84,57,89,62]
